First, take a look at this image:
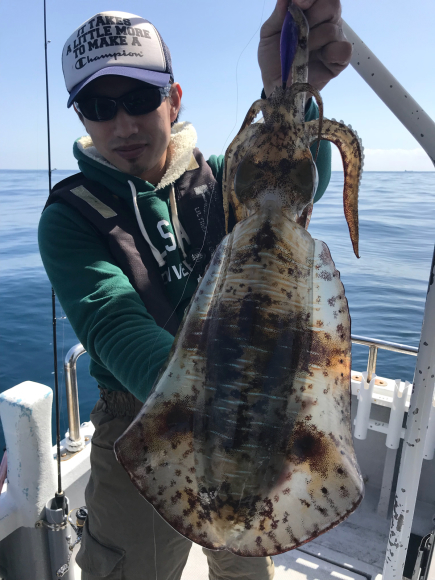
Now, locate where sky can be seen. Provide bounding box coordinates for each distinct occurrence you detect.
[0,0,434,172]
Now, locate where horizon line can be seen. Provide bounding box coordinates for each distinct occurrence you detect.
[0,169,434,173]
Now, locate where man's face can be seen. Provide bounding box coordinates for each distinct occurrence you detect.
[76,76,181,183]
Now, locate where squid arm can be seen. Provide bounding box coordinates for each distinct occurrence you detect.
[287,4,309,118]
[223,99,264,233]
[288,3,308,85]
[296,203,313,230]
[304,118,363,258]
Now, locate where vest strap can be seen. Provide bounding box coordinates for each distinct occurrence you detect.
[43,148,228,336]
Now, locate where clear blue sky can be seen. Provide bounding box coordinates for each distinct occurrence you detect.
[1,0,434,171]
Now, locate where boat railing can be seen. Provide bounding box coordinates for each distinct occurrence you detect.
[63,335,419,444]
[351,334,418,382]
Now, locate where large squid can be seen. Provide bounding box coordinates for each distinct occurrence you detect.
[115,3,364,557]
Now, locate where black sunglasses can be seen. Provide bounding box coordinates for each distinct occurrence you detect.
[75,86,171,122]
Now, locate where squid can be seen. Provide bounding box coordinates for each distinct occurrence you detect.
[115,3,364,557]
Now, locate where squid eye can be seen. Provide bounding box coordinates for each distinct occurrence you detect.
[234,156,263,198]
[289,157,316,197]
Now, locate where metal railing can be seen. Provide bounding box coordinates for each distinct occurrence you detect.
[351,334,418,382]
[64,343,86,443]
[63,335,419,444]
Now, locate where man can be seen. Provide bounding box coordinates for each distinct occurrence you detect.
[39,2,351,578]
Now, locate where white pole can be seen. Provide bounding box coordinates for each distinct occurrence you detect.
[382,249,435,580]
[423,398,435,460]
[342,20,435,167]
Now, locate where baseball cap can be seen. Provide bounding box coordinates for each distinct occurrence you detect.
[62,11,173,108]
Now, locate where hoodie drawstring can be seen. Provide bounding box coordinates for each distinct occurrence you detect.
[128,180,166,268]
[169,184,189,259]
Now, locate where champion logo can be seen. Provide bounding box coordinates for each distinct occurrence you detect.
[74,51,143,70]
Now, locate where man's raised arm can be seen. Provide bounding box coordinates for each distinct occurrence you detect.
[258,0,352,97]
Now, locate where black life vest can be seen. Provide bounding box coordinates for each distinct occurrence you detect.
[44,148,234,336]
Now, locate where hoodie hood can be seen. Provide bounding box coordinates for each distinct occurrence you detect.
[73,120,201,316]
[73,121,198,202]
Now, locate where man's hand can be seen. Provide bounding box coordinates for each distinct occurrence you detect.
[258,0,352,97]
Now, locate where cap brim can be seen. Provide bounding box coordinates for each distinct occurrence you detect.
[67,66,171,107]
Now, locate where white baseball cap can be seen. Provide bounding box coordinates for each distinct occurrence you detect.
[62,11,174,107]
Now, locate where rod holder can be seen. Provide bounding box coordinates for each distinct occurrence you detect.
[386,380,410,450]
[367,345,378,383]
[354,372,376,440]
[45,496,74,579]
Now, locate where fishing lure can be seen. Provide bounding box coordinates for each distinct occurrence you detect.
[115,4,364,557]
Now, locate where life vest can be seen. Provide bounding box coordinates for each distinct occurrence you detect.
[44,148,233,336]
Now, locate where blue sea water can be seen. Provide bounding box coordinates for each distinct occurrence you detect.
[0,169,434,450]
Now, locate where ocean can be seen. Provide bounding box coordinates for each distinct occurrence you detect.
[0,169,434,450]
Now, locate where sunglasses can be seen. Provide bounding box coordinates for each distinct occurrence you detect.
[75,85,171,122]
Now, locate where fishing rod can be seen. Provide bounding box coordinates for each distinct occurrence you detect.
[43,0,64,511]
[43,2,82,578]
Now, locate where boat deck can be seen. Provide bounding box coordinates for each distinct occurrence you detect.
[71,484,431,579]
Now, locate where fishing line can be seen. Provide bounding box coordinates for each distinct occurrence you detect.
[220,0,267,154]
[144,0,268,387]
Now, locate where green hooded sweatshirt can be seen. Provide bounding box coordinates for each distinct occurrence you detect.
[38,108,331,403]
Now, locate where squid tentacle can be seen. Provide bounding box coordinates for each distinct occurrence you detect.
[304,118,363,257]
